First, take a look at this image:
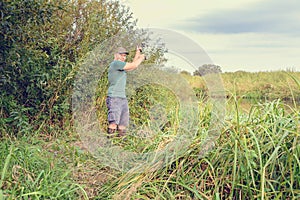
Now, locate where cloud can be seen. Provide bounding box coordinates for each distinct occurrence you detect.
[176,0,300,35]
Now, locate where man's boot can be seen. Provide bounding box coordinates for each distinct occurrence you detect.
[107,128,117,138]
[118,129,126,138]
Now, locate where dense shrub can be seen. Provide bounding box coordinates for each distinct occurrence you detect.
[0,0,139,135]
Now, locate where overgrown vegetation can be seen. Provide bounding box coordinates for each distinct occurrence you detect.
[0,0,155,135]
[1,98,299,199]
[183,70,300,101]
[96,101,299,200]
[1,0,299,199]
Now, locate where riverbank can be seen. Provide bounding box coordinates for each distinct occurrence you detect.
[182,70,300,101]
[1,98,299,199]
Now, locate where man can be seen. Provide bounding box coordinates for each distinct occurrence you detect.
[106,46,145,138]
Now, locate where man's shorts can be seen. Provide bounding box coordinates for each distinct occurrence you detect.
[106,96,129,126]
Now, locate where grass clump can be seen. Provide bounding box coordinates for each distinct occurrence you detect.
[93,99,299,200]
[0,98,299,199]
[0,134,90,199]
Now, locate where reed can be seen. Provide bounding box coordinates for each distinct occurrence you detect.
[1,72,299,199]
[94,98,299,199]
[183,71,300,100]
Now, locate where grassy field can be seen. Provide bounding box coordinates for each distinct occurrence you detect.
[1,71,299,199]
[183,70,300,101]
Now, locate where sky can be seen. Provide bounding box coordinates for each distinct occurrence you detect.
[122,0,300,72]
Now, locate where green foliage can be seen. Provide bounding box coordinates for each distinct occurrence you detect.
[0,97,299,199]
[193,64,222,76]
[129,84,178,127]
[1,0,65,135]
[0,0,143,136]
[186,71,300,101]
[95,79,180,153]
[1,0,299,199]
[0,136,89,199]
[95,100,300,200]
[222,71,300,100]
[95,67,109,129]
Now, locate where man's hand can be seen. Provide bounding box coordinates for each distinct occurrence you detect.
[124,47,145,71]
[135,46,145,60]
[136,46,147,60]
[140,53,146,61]
[137,45,143,53]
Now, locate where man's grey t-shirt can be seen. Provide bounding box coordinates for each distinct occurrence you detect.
[107,60,127,98]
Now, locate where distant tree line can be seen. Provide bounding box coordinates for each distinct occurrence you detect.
[193,64,222,76]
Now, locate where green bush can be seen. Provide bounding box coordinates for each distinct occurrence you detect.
[0,0,140,136]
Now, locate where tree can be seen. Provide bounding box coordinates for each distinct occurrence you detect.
[0,0,156,135]
[193,64,222,76]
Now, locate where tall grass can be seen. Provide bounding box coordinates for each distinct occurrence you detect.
[183,71,300,100]
[1,72,299,199]
[0,135,89,199]
[1,100,299,199]
[94,98,299,199]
